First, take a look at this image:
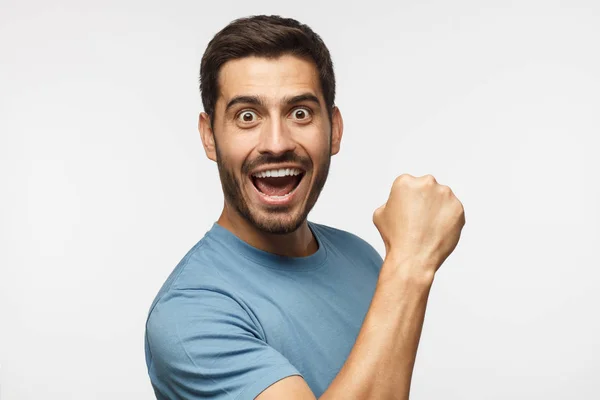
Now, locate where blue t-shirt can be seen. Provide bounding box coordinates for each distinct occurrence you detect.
[145,221,383,399]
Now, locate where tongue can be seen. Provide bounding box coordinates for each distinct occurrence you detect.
[254,175,300,196]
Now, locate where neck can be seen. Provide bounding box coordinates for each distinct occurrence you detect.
[216,203,318,258]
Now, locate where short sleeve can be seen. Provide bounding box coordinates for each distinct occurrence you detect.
[145,288,302,400]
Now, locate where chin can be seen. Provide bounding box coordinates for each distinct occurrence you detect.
[247,209,306,235]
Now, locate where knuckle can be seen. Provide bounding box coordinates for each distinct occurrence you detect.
[393,174,412,187]
[395,173,410,182]
[455,200,465,224]
[455,196,464,209]
[422,174,437,185]
[439,185,452,195]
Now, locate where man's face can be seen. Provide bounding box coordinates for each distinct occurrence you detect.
[200,55,342,234]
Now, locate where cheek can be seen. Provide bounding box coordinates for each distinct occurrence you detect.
[218,139,254,171]
[306,135,331,163]
[297,122,330,150]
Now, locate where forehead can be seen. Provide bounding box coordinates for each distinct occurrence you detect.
[217,55,323,104]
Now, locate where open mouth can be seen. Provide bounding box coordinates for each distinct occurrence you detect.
[250,168,305,199]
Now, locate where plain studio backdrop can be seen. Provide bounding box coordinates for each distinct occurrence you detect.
[1,0,599,399]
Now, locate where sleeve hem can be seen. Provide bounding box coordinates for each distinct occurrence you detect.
[235,364,304,400]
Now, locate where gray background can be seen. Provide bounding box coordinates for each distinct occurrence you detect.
[1,0,599,399]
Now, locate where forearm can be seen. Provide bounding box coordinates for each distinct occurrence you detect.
[319,254,435,400]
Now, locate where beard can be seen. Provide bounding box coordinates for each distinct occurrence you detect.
[214,143,331,235]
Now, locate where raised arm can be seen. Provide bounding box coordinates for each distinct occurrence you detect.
[257,174,466,400]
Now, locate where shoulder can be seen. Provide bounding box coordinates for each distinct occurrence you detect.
[144,238,298,399]
[145,235,247,333]
[145,244,261,371]
[152,233,236,296]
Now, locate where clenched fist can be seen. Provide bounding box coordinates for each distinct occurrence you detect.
[373,174,465,277]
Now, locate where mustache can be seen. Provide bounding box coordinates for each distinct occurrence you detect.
[243,152,311,174]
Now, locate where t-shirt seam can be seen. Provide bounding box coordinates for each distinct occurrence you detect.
[205,230,329,272]
[234,246,328,272]
[144,241,208,390]
[146,224,378,399]
[174,313,236,399]
[161,286,282,398]
[146,240,208,318]
[169,286,269,342]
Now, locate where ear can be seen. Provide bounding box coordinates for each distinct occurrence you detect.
[199,112,217,162]
[330,106,344,156]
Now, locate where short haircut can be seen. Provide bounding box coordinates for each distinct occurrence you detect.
[199,15,336,125]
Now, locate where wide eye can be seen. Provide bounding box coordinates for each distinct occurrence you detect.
[237,110,259,123]
[290,107,312,122]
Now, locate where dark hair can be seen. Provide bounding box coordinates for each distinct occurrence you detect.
[199,15,336,125]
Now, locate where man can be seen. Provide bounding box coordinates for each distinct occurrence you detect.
[145,15,465,400]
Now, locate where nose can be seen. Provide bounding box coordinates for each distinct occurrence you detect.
[256,117,296,156]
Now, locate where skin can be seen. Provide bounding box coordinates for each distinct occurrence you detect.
[199,54,343,257]
[199,53,466,400]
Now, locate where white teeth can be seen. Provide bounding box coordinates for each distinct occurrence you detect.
[252,168,302,178]
[266,191,293,199]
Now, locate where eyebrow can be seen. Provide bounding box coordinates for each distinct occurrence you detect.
[224,92,321,113]
[283,93,321,106]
